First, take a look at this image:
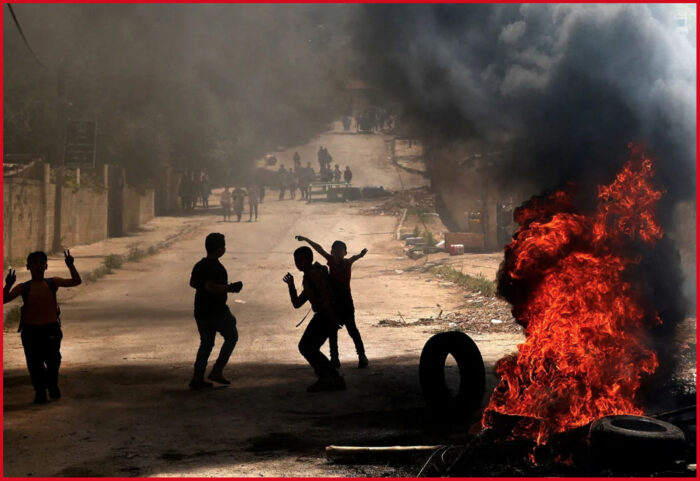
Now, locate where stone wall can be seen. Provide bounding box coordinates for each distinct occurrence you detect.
[3,163,154,263]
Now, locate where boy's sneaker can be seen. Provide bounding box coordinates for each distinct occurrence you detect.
[189,374,213,390]
[330,357,341,369]
[34,390,48,404]
[207,368,230,385]
[358,354,369,369]
[48,385,62,400]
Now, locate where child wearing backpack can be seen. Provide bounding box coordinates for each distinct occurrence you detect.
[3,250,82,404]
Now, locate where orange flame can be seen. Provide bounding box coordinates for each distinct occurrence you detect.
[482,144,664,445]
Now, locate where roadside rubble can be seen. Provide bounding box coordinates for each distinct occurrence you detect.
[363,187,435,216]
[376,299,521,335]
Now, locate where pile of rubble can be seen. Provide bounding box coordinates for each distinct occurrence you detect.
[376,292,521,335]
[363,187,435,216]
[441,294,521,335]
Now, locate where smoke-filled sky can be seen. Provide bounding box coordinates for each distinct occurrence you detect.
[4,3,696,201]
[354,4,696,208]
[3,4,355,180]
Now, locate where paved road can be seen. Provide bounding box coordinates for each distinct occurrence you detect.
[3,129,520,476]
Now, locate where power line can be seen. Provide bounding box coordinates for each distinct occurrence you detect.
[7,4,47,69]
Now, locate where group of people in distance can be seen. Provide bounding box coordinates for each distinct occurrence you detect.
[178,171,212,211]
[316,146,351,184]
[276,148,354,202]
[277,161,313,200]
[3,232,369,403]
[220,184,262,222]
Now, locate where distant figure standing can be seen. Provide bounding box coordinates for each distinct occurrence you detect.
[3,250,82,403]
[248,184,260,222]
[189,233,242,389]
[283,247,345,392]
[323,148,333,170]
[317,146,325,172]
[293,151,301,173]
[278,165,288,200]
[220,186,232,222]
[299,162,314,200]
[233,186,246,222]
[296,236,368,369]
[288,170,298,200]
[342,115,351,131]
[333,165,342,183]
[192,175,202,208]
[200,173,211,208]
[344,166,353,184]
[178,173,192,211]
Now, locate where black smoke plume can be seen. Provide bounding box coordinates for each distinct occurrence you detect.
[354,4,696,402]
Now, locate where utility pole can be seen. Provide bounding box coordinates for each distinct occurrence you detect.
[52,62,67,253]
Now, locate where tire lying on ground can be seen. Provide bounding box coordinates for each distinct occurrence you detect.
[590,415,686,470]
[419,331,485,419]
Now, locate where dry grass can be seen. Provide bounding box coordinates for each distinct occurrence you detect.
[431,265,496,297]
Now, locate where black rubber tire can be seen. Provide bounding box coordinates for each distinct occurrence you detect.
[419,331,485,418]
[590,415,686,469]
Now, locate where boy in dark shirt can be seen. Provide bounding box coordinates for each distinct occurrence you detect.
[283,246,345,392]
[3,250,82,403]
[296,236,368,369]
[189,233,243,389]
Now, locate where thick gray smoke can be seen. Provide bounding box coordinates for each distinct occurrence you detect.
[354,4,696,205]
[354,4,696,398]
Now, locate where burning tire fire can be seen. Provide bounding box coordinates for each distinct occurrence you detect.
[482,144,672,446]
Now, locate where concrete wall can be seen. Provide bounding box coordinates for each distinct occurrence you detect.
[60,186,109,248]
[123,186,155,233]
[3,178,47,262]
[3,163,154,263]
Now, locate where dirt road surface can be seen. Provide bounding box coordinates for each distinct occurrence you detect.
[3,129,519,477]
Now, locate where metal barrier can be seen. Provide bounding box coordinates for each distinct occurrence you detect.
[307,181,352,202]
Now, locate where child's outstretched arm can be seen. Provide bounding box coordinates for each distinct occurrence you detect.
[53,249,82,287]
[3,269,21,303]
[348,248,368,264]
[295,235,331,261]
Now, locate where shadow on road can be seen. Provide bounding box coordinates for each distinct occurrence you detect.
[4,355,497,477]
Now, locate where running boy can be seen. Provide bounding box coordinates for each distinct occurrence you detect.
[283,246,345,392]
[295,236,368,368]
[3,250,82,403]
[189,233,243,389]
